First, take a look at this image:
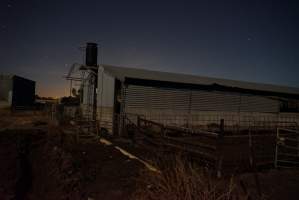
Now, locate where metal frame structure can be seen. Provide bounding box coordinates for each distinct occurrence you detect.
[63,63,100,140]
[65,63,98,120]
[71,64,299,137]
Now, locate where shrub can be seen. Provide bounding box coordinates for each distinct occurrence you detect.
[132,155,238,200]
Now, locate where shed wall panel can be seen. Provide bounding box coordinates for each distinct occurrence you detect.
[0,75,13,102]
[125,85,280,113]
[12,76,35,107]
[97,68,115,131]
[124,84,282,128]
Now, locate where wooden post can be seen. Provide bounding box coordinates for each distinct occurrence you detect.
[219,119,224,138]
[248,128,262,196]
[217,119,224,178]
[161,125,165,137]
[137,115,140,128]
[69,79,73,97]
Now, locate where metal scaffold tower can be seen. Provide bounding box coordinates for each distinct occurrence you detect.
[64,43,100,140]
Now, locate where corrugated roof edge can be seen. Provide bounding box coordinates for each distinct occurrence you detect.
[0,74,35,83]
[13,75,36,83]
[0,74,14,79]
[101,64,299,96]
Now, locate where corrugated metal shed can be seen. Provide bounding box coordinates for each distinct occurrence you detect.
[102,64,299,97]
[124,85,280,113]
[95,65,299,134]
[0,74,35,108]
[11,76,35,108]
[0,75,13,102]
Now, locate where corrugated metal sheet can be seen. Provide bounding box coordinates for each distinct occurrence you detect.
[11,76,35,107]
[125,85,190,111]
[124,85,147,109]
[191,91,240,112]
[150,88,189,110]
[240,95,279,113]
[82,73,94,106]
[98,70,115,107]
[124,85,280,113]
[0,75,13,102]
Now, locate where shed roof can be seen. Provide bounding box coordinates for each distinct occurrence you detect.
[0,74,14,80]
[102,64,299,96]
[0,74,35,83]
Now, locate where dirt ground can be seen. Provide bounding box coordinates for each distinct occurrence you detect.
[28,136,142,200]
[0,109,299,200]
[240,169,299,200]
[0,110,142,200]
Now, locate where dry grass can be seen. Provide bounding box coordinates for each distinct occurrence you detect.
[132,155,252,200]
[0,108,50,129]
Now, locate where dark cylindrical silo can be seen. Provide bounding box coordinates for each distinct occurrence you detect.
[85,43,98,66]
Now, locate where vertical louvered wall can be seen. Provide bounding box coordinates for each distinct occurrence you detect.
[123,84,284,128]
[190,90,241,112]
[240,95,279,112]
[124,85,280,114]
[125,85,190,111]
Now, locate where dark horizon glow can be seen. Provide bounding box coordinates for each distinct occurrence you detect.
[1,0,299,97]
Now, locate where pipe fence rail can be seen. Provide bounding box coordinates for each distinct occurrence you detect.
[118,113,299,174]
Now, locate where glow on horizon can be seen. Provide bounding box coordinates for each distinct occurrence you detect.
[36,84,69,98]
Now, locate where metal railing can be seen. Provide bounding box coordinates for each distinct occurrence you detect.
[128,113,298,134]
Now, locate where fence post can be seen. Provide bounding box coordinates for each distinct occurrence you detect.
[137,115,140,128]
[220,119,224,138]
[248,124,262,197]
[217,119,224,178]
[275,128,279,168]
[161,124,165,137]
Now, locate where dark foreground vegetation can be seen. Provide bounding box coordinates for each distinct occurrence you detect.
[0,110,299,200]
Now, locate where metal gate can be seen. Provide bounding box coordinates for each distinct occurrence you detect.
[275,128,299,168]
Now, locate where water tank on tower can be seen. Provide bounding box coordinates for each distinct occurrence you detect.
[85,43,98,66]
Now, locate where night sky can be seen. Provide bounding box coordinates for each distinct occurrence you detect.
[1,0,298,97]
